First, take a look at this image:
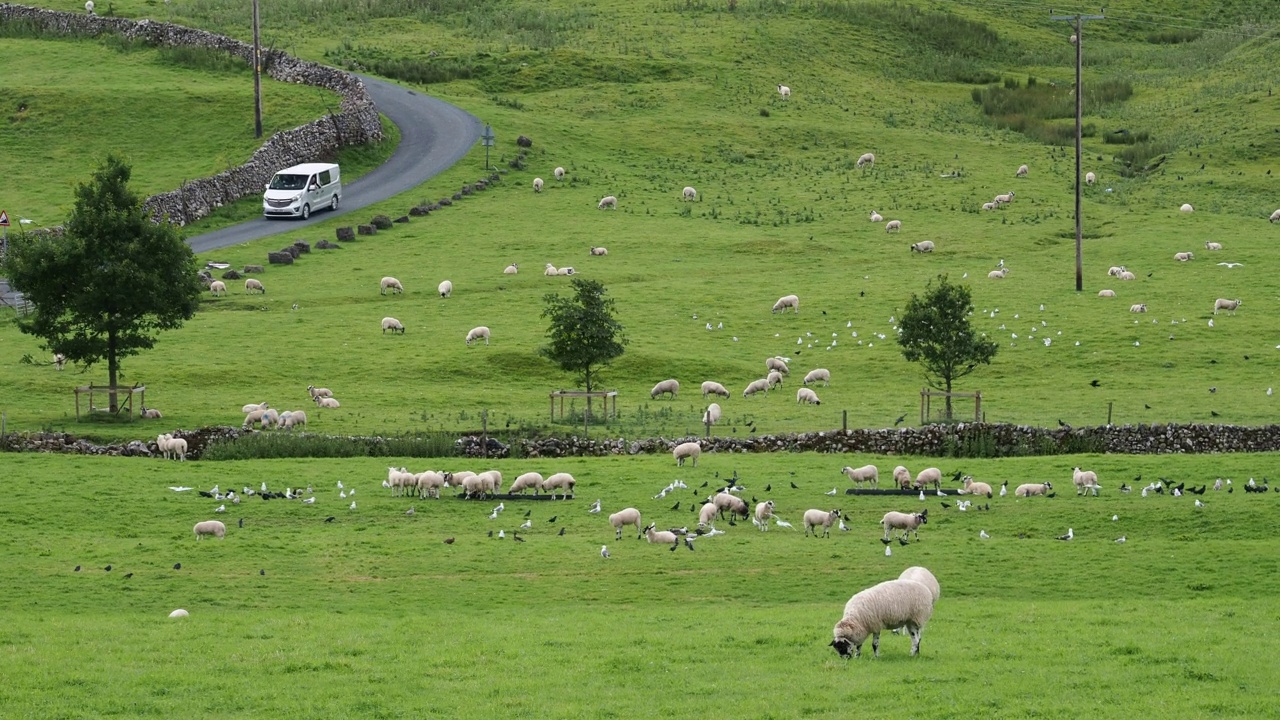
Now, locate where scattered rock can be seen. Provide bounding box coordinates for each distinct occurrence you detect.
[358,224,377,236]
[370,215,393,230]
[516,135,532,148]
[393,215,410,224]
[452,192,463,201]
[292,241,310,254]
[315,240,341,249]
[336,227,355,242]
[280,245,300,258]
[267,251,294,265]
[221,269,242,280]
[439,198,452,207]
[409,205,431,216]
[242,264,264,274]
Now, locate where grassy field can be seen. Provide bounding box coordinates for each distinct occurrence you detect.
[2,450,1278,717]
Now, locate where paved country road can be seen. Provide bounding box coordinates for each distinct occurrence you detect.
[186,74,483,255]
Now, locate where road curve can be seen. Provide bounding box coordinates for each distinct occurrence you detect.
[186,74,483,255]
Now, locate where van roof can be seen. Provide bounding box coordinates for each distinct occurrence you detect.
[274,163,339,175]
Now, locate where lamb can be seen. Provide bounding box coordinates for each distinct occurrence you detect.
[1205,241,1222,251]
[830,578,935,659]
[702,403,722,426]
[438,280,453,297]
[1098,289,1116,297]
[193,520,226,540]
[140,407,163,419]
[508,472,544,495]
[504,263,519,274]
[803,368,830,386]
[245,278,265,294]
[777,84,790,99]
[910,241,935,253]
[380,277,403,295]
[387,467,416,497]
[892,465,911,490]
[209,281,226,296]
[1118,271,1137,281]
[1107,266,1127,277]
[1174,252,1194,262]
[767,371,784,389]
[913,467,942,491]
[590,247,608,256]
[766,357,790,374]
[754,500,775,530]
[541,472,576,499]
[673,441,701,467]
[856,153,875,168]
[1016,164,1029,177]
[1213,298,1242,315]
[157,434,187,462]
[597,195,617,210]
[1073,467,1099,496]
[869,211,883,222]
[701,381,730,399]
[554,166,565,181]
[898,566,941,605]
[994,191,1015,205]
[1180,203,1194,213]
[796,387,821,405]
[988,268,1008,279]
[683,186,697,200]
[1130,303,1147,313]
[1085,171,1097,185]
[382,317,405,334]
[315,397,340,409]
[243,408,268,429]
[644,523,678,545]
[881,510,927,541]
[960,476,993,498]
[1014,481,1052,497]
[651,379,680,399]
[415,470,446,498]
[533,177,544,192]
[308,385,333,399]
[772,294,800,314]
[477,470,504,496]
[885,220,902,233]
[982,202,997,211]
[743,378,770,397]
[609,508,643,539]
[53,353,67,370]
[466,326,491,345]
[1271,209,1280,223]
[698,501,720,527]
[803,508,841,538]
[281,410,307,430]
[545,263,559,276]
[841,464,879,488]
[556,267,575,276]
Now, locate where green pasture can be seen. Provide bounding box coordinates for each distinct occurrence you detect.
[2,451,1278,718]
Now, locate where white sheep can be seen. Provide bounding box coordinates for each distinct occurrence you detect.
[504,263,519,275]
[169,609,189,618]
[477,469,504,496]
[281,410,307,430]
[387,467,416,497]
[598,195,617,210]
[830,578,935,659]
[533,177,544,193]
[556,267,575,276]
[308,385,333,399]
[673,441,701,467]
[242,408,268,429]
[1118,271,1137,281]
[754,500,775,530]
[988,268,1008,279]
[438,280,453,297]
[796,387,821,405]
[140,407,163,419]
[1073,467,1100,496]
[767,371,784,389]
[772,294,800,314]
[1205,241,1222,251]
[545,263,559,276]
[698,502,720,527]
[53,353,67,370]
[982,202,997,211]
[1085,171,1097,185]
[743,378,770,397]
[712,492,749,520]
[994,191,1015,205]
[157,434,187,462]
[913,468,942,491]
[590,247,608,256]
[554,166,565,181]
[245,278,265,294]
[651,379,680,399]
[803,368,830,386]
[209,281,226,296]
[881,510,927,541]
[885,220,902,233]
[803,508,841,538]
[1271,209,1280,223]
[841,464,878,488]
[766,357,790,374]
[777,84,791,99]
[702,403,722,426]
[85,0,94,14]
[869,211,883,222]
[1174,252,1194,262]
[380,277,403,295]
[415,470,446,498]
[856,152,875,168]
[1130,303,1147,313]
[381,317,405,334]
[541,472,576,499]
[1014,481,1052,497]
[193,520,226,540]
[1213,298,1242,315]
[701,381,730,399]
[1180,203,1194,213]
[910,241,935,253]
[1016,164,1029,177]
[683,186,697,200]
[960,476,993,498]
[898,566,941,605]
[1107,266,1127,277]
[892,465,911,490]
[645,523,678,545]
[466,326,491,346]
[509,472,544,495]
[1098,289,1116,297]
[609,508,643,539]
[315,397,340,409]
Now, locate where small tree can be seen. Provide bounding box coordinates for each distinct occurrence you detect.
[3,155,202,411]
[897,274,997,420]
[541,278,627,435]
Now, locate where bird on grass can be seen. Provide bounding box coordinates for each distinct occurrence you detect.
[774,518,794,529]
[826,488,838,496]
[547,516,558,523]
[303,497,316,505]
[601,545,610,559]
[880,538,893,546]
[894,415,906,427]
[588,500,601,514]
[260,569,266,576]
[684,537,696,551]
[1056,528,1074,541]
[980,530,990,540]
[172,563,181,570]
[498,530,505,539]
[558,527,566,536]
[74,566,81,572]
[104,565,112,572]
[524,510,531,518]
[941,501,952,509]
[791,482,799,489]
[520,519,532,529]
[670,501,680,511]
[1089,379,1101,388]
[349,501,357,511]
[324,516,335,523]
[885,545,892,557]
[406,507,415,516]
[1115,536,1127,544]
[1211,410,1221,418]
[765,484,771,492]
[513,533,525,543]
[443,537,455,544]
[897,537,909,546]
[238,518,244,528]
[124,573,133,579]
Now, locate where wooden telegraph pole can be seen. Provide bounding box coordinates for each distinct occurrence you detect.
[252,0,263,139]
[1051,11,1104,291]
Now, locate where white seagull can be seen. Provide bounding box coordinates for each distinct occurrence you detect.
[918,491,926,501]
[1217,262,1243,268]
[210,484,220,495]
[261,482,268,492]
[774,518,794,529]
[979,530,990,539]
[1112,514,1119,521]
[885,545,892,557]
[825,488,838,496]
[340,490,347,499]
[839,517,850,532]
[588,500,602,514]
[214,504,226,513]
[498,530,505,539]
[1057,528,1074,541]
[1115,535,1126,544]
[520,519,532,529]
[337,481,344,489]
[349,501,357,511]
[601,545,610,559]
[488,510,499,520]
[168,486,193,492]
[303,497,316,505]
[1195,499,1205,508]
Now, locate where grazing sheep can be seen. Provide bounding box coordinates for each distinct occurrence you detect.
[644,523,678,545]
[1119,271,1137,281]
[382,317,405,334]
[308,385,333,399]
[982,202,997,211]
[1073,467,1100,496]
[415,470,446,498]
[1213,298,1242,315]
[609,508,643,539]
[869,211,883,222]
[508,472,544,495]
[1174,252,1194,262]
[856,153,875,168]
[53,353,67,370]
[1271,209,1280,223]
[1098,289,1116,297]
[556,267,575,276]
[960,476,993,498]
[988,268,1009,279]
[242,408,268,429]
[651,379,680,400]
[598,195,617,210]
[796,387,821,405]
[767,370,785,389]
[477,470,504,496]
[380,277,403,295]
[193,520,226,540]
[777,84,791,99]
[892,465,911,490]
[1016,164,1029,177]
[1180,203,1194,213]
[209,281,226,296]
[766,357,790,375]
[438,280,453,297]
[533,177,544,192]
[772,294,800,314]
[466,326,491,346]
[387,467,417,497]
[554,166,565,181]
[830,578,935,659]
[1085,171,1097,185]
[754,500,776,530]
[1205,241,1222,251]
[898,566,941,605]
[169,609,189,618]
[712,492,749,520]
[698,502,720,527]
[885,220,902,233]
[743,378,770,397]
[702,403,722,426]
[803,508,841,538]
[281,410,307,430]
[541,472,576,499]
[315,397,340,409]
[245,278,265,294]
[910,241,935,253]
[803,368,830,386]
[841,464,879,488]
[683,186,697,200]
[701,381,730,399]
[1014,481,1052,497]
[913,467,942,491]
[504,263,519,275]
[590,247,608,256]
[881,510,927,541]
[140,407,163,419]
[1130,303,1147,313]
[673,441,701,467]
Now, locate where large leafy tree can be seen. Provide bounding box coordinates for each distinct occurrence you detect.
[4,155,202,411]
[541,278,627,435]
[897,274,998,420]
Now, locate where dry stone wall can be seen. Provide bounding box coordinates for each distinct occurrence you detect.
[0,3,383,226]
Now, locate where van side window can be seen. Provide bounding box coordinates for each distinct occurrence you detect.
[318,170,331,186]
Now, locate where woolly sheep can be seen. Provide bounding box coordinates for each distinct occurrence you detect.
[466,326,491,346]
[1085,171,1097,185]
[651,379,680,399]
[994,192,1015,205]
[242,402,268,414]
[892,465,911,490]
[885,220,902,233]
[1205,241,1222,251]
[1271,209,1280,223]
[702,403,722,426]
[712,492,749,520]
[803,368,830,386]
[988,268,1008,279]
[841,464,878,488]
[415,470,446,498]
[541,472,576,499]
[509,472,544,495]
[1118,271,1137,281]
[554,166,565,181]
[1174,252,1194,262]
[960,476,993,498]
[590,247,608,256]
[1213,298,1242,315]
[772,294,800,314]
[982,202,997,211]
[898,566,941,605]
[382,317,405,334]
[766,357,790,374]
[754,500,775,530]
[1016,164,1029,177]
[380,277,403,295]
[598,195,617,210]
[803,508,841,538]
[913,467,942,491]
[243,408,268,429]
[683,186,697,200]
[698,501,720,527]
[315,397,340,409]
[830,578,935,659]
[169,609,189,618]
[459,473,488,499]
[645,523,678,545]
[856,153,875,168]
[1180,203,1194,213]
[140,407,163,419]
[1098,289,1116,297]
[910,241,934,253]
[869,211,883,222]
[209,281,226,296]
[1014,481,1052,497]
[308,385,333,399]
[1107,266,1127,277]
[1073,467,1099,496]
[533,177,544,193]
[438,280,453,297]
[882,510,927,541]
[743,378,770,397]
[1129,303,1147,313]
[387,467,416,497]
[53,353,67,370]
[777,84,791,99]
[556,267,575,276]
[796,387,821,405]
[193,520,226,540]
[157,433,187,462]
[609,508,643,539]
[673,441,701,467]
[701,381,730,399]
[245,278,265,294]
[477,470,504,495]
[545,263,559,276]
[767,370,785,389]
[504,263,519,274]
[281,410,307,430]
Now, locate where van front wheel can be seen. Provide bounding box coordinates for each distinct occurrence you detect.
[301,203,310,220]
[330,195,339,212]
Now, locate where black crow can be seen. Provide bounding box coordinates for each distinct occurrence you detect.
[104,565,112,572]
[670,501,680,511]
[324,516,335,522]
[238,518,244,528]
[558,527,566,536]
[173,563,181,570]
[894,415,906,426]
[74,566,81,572]
[1089,379,1100,387]
[548,516,558,523]
[765,484,771,492]
[260,569,266,576]
[124,573,133,579]
[791,482,799,489]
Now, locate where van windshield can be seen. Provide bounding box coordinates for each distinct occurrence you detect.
[268,174,308,191]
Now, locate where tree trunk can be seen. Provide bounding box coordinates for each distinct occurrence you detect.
[108,328,119,413]
[583,367,592,437]
[944,375,953,420]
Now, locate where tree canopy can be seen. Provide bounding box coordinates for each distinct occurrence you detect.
[897,274,997,419]
[541,278,627,433]
[3,155,202,409]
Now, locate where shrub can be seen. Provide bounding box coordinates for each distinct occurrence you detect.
[202,431,459,460]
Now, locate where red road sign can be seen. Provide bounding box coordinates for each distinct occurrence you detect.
[0,210,9,227]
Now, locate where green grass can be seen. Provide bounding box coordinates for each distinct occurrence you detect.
[1,451,1278,717]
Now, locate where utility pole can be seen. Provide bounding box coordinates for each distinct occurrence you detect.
[252,0,263,139]
[1051,11,1104,291]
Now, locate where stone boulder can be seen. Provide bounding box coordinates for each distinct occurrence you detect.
[371,215,393,230]
[221,269,242,280]
[267,251,294,265]
[358,224,377,236]
[243,264,264,274]
[336,227,355,242]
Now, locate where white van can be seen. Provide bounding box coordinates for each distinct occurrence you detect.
[263,162,341,220]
